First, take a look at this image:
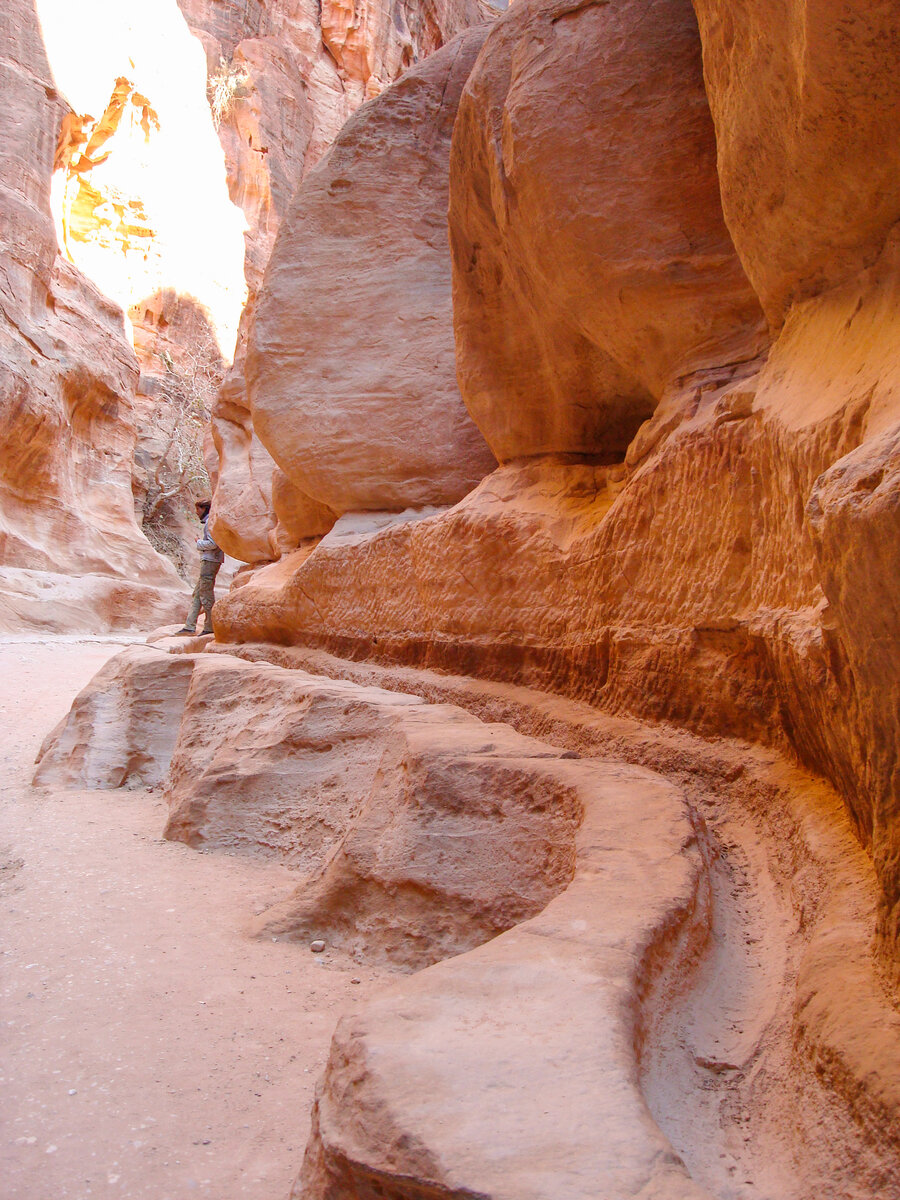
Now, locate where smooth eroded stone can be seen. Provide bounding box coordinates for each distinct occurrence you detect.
[247,28,496,527]
[448,0,766,462]
[692,0,900,326]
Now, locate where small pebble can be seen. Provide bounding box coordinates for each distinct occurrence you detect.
[350,979,361,985]
[310,940,326,954]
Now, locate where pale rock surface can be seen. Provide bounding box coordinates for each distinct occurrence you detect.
[243,697,585,970]
[208,354,283,562]
[38,644,584,971]
[296,762,712,1200]
[212,635,900,1198]
[247,29,496,531]
[692,0,900,327]
[34,644,196,788]
[37,632,900,1194]
[448,0,766,462]
[0,0,188,631]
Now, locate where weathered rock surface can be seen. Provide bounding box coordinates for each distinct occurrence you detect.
[215,354,900,963]
[448,0,766,462]
[194,0,498,558]
[23,0,900,1194]
[217,0,900,972]
[207,349,282,562]
[692,0,900,328]
[39,644,583,970]
[296,762,712,1200]
[34,644,196,789]
[246,30,496,533]
[39,638,900,1195]
[0,0,188,631]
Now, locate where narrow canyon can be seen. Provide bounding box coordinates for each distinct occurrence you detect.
[2,1,899,1198]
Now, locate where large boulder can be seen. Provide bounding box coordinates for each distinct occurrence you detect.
[448,0,766,462]
[189,0,499,561]
[691,0,900,327]
[246,29,496,533]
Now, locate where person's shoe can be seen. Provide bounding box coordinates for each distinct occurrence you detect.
[197,627,213,637]
[173,627,197,636]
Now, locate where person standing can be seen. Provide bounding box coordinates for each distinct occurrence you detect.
[176,500,224,636]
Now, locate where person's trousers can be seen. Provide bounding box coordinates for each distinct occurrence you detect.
[185,561,221,632]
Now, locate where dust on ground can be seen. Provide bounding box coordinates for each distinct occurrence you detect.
[0,639,389,1200]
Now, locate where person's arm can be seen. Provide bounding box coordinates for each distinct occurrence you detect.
[197,518,219,550]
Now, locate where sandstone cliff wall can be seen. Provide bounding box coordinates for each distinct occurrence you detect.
[25,1,900,1195]
[0,1,188,631]
[245,29,496,542]
[214,0,900,964]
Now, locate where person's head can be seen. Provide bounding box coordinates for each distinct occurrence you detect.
[195,499,211,521]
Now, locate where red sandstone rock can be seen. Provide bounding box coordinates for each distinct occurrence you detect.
[691,0,900,328]
[246,30,496,534]
[296,763,713,1200]
[447,0,766,462]
[20,0,900,1193]
[217,0,900,978]
[0,1,188,630]
[186,0,497,559]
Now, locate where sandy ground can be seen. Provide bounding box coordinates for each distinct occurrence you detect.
[0,640,390,1200]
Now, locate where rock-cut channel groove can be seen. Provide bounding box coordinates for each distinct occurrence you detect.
[35,639,900,1199]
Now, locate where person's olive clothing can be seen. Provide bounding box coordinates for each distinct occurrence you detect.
[184,560,220,632]
[182,515,224,633]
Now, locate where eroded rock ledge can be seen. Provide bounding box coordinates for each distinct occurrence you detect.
[36,641,900,1197]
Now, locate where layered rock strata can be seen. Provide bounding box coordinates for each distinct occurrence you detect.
[215,0,900,967]
[0,1,188,631]
[36,638,900,1196]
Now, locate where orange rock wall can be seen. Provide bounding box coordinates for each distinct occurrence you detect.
[246,30,496,534]
[214,0,900,961]
[0,0,188,630]
[691,0,900,327]
[448,0,766,462]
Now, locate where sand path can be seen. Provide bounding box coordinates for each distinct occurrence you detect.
[0,639,388,1200]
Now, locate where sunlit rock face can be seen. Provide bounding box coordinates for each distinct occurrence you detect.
[191,0,498,562]
[37,0,248,362]
[0,0,188,631]
[33,0,250,579]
